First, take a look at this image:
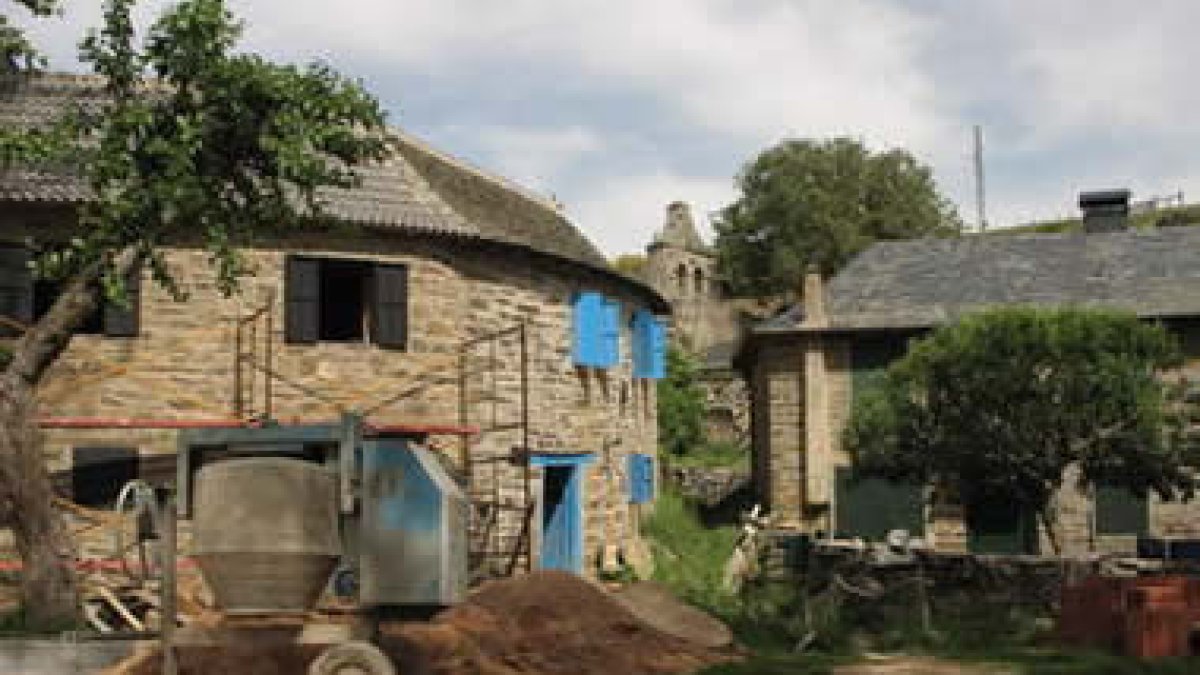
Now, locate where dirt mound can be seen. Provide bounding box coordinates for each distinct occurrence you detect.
[384,571,739,674]
[105,571,740,675]
[614,581,734,649]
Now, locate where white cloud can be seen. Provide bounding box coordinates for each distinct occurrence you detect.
[446,124,603,193]
[19,1,1200,249]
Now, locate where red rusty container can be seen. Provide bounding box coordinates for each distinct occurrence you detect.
[1058,576,1125,650]
[1124,584,1192,659]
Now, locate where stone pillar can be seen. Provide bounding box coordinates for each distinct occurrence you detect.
[802,270,832,515]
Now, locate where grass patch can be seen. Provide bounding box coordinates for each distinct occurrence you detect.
[641,485,738,606]
[642,486,811,655]
[643,485,1200,674]
[665,441,749,470]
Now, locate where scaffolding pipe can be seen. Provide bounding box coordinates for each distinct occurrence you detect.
[37,416,478,435]
[520,322,532,572]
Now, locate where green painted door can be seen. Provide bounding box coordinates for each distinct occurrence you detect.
[834,467,924,540]
[1095,485,1149,536]
[966,497,1038,554]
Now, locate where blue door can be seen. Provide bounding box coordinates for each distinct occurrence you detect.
[532,453,594,573]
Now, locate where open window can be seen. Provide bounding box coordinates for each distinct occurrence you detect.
[285,256,408,348]
[0,243,139,338]
[72,446,139,507]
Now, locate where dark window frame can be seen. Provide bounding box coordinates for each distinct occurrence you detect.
[284,255,408,350]
[0,242,139,338]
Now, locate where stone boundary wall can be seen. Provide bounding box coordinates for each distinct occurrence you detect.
[669,467,750,507]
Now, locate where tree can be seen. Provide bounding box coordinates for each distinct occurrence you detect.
[1,0,56,72]
[714,137,960,298]
[611,253,647,279]
[0,0,388,625]
[658,346,705,457]
[844,307,1199,553]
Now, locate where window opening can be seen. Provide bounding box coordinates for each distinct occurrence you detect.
[319,259,372,342]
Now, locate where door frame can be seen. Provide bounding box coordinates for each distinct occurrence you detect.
[531,452,595,573]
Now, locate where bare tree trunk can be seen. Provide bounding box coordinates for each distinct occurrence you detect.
[0,251,135,627]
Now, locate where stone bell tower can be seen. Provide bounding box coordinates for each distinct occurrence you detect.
[644,201,719,351]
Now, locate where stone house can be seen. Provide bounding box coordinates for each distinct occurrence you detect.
[0,74,669,577]
[742,191,1200,555]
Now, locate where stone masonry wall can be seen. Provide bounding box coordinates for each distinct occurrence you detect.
[750,340,803,527]
[29,227,658,577]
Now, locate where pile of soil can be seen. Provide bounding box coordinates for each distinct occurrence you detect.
[383,571,741,674]
[105,571,740,675]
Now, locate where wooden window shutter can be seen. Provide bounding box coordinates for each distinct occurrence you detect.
[103,267,141,337]
[600,298,620,368]
[648,315,666,379]
[572,292,603,366]
[371,263,408,349]
[627,453,655,504]
[0,245,32,337]
[632,310,666,379]
[285,256,320,344]
[631,311,648,378]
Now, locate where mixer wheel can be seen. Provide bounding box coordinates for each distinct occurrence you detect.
[308,641,396,675]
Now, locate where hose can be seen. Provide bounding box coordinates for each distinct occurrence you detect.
[112,479,162,581]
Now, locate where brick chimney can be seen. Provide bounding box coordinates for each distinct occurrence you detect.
[802,265,827,328]
[1079,189,1131,233]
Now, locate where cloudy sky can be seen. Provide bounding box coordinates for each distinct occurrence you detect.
[14,1,1200,255]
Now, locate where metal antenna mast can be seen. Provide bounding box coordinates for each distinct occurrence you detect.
[974,125,987,232]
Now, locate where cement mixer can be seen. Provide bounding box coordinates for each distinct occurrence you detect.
[169,413,469,673]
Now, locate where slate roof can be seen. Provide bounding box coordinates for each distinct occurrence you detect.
[757,227,1200,333]
[0,73,619,274]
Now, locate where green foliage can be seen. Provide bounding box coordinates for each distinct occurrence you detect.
[714,137,960,298]
[845,307,1199,544]
[668,439,747,469]
[657,346,706,456]
[1,1,58,72]
[641,485,739,607]
[610,253,647,278]
[999,202,1200,235]
[22,0,390,299]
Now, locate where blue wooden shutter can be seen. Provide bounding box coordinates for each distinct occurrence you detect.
[601,298,620,367]
[632,310,663,379]
[628,453,655,504]
[648,316,666,379]
[371,263,408,349]
[0,245,32,337]
[285,256,320,344]
[103,266,141,338]
[572,292,602,366]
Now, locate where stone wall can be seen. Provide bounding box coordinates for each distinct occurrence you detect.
[749,339,804,527]
[25,225,660,578]
[699,373,749,445]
